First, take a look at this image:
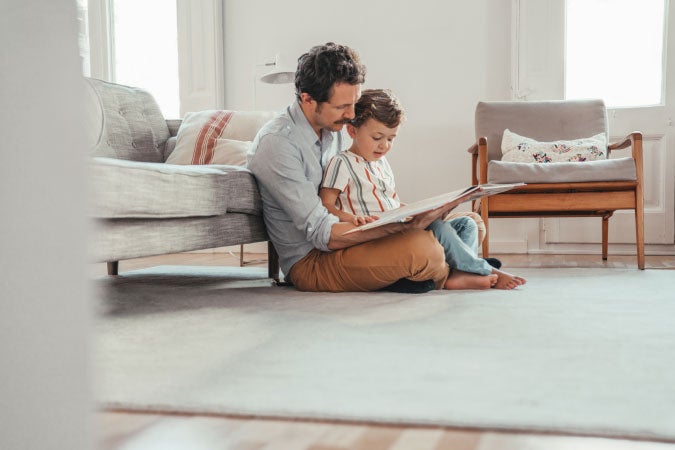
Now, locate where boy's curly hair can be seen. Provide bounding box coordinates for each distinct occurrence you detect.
[352,89,405,128]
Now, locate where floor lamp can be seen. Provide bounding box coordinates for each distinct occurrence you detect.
[240,55,294,267]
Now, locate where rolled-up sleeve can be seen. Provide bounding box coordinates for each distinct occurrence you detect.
[249,133,338,252]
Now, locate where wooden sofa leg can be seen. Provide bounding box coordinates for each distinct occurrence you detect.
[267,241,280,284]
[107,261,119,276]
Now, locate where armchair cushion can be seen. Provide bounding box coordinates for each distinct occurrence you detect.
[501,129,607,163]
[487,157,637,184]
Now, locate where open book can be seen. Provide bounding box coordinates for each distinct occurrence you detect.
[342,183,525,235]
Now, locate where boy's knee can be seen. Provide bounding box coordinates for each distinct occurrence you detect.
[464,213,486,246]
[446,213,485,246]
[457,216,476,230]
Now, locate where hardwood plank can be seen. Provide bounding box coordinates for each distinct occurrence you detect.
[476,432,675,450]
[309,424,368,448]
[435,430,481,450]
[388,428,444,450]
[103,415,243,450]
[348,426,403,450]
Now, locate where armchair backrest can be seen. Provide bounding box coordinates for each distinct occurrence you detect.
[475,99,608,161]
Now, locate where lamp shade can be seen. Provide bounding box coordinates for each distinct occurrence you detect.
[260,67,295,84]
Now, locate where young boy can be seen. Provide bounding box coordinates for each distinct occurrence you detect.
[319,89,525,290]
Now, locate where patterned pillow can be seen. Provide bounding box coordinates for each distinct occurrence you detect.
[501,129,607,163]
[166,110,252,166]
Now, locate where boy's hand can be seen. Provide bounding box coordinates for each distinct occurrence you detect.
[352,215,379,225]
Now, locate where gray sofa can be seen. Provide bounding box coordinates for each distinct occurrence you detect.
[86,78,279,279]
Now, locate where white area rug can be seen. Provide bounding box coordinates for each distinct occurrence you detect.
[95,266,675,441]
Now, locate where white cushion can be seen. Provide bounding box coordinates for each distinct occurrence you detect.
[166,110,276,165]
[501,129,607,163]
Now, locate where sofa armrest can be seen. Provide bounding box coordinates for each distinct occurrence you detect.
[164,120,182,161]
[166,119,182,137]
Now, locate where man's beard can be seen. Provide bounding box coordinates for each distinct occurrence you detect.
[314,104,349,128]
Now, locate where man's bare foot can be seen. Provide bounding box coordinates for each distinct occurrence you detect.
[492,269,527,290]
[444,270,498,290]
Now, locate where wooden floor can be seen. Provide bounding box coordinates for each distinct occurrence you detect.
[96,252,675,450]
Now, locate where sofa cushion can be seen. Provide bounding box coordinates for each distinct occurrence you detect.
[89,158,262,218]
[487,157,637,184]
[85,78,170,163]
[210,165,263,215]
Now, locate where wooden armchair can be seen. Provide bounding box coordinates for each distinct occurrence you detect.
[468,100,645,269]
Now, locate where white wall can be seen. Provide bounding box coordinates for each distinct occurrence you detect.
[222,1,536,251]
[0,1,92,449]
[224,0,512,201]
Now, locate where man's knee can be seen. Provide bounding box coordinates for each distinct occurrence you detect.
[405,229,446,266]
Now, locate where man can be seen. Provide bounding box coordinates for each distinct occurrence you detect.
[248,43,463,292]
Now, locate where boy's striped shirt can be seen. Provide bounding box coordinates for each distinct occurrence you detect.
[321,151,400,216]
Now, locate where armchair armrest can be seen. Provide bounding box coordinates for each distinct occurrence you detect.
[469,137,489,186]
[608,131,642,152]
[607,132,643,171]
[477,137,489,185]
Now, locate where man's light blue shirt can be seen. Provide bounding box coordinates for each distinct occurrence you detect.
[247,101,346,276]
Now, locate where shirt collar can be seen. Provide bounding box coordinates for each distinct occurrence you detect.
[289,101,322,148]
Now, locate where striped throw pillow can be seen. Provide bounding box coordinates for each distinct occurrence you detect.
[166,110,253,166]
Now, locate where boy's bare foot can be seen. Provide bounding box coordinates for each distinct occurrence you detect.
[492,269,527,290]
[444,270,498,290]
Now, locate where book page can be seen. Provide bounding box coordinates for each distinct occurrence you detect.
[341,183,523,235]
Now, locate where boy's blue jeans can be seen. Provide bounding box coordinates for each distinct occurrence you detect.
[427,216,493,276]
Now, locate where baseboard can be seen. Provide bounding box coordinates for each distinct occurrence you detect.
[489,241,529,254]
[532,243,675,256]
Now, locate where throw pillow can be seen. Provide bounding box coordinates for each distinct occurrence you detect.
[501,129,607,163]
[166,110,251,165]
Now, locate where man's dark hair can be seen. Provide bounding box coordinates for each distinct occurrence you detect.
[352,89,405,128]
[295,42,366,103]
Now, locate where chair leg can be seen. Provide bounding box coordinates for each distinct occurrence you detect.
[107,261,119,276]
[267,241,280,284]
[601,213,612,261]
[480,199,489,258]
[635,203,645,270]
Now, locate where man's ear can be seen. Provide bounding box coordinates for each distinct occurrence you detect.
[300,93,315,106]
[346,123,357,139]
